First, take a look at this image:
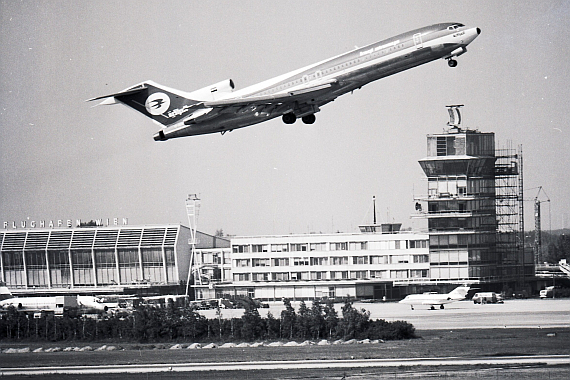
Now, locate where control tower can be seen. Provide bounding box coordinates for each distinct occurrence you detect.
[415,106,529,291]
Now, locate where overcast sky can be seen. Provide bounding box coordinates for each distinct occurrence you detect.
[1,0,569,236]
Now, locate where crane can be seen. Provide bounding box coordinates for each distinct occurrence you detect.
[525,187,551,264]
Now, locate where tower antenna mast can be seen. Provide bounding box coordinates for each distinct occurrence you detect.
[185,194,201,298]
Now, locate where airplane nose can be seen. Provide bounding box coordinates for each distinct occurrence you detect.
[476,27,481,35]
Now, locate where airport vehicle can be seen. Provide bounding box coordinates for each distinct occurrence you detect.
[472,292,504,304]
[88,23,480,140]
[76,295,116,314]
[540,286,559,299]
[399,285,470,310]
[0,286,78,316]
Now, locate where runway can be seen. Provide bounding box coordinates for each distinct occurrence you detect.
[199,298,570,330]
[1,355,569,376]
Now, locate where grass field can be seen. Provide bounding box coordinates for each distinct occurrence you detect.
[1,328,569,379]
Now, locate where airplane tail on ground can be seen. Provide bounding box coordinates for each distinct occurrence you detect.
[0,284,13,301]
[448,286,470,300]
[87,81,201,127]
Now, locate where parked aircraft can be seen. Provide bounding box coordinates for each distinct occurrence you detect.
[399,285,470,310]
[88,23,480,140]
[0,286,78,315]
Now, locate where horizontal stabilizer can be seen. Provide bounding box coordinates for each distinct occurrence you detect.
[86,85,148,102]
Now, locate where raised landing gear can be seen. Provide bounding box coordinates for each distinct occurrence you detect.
[447,59,458,67]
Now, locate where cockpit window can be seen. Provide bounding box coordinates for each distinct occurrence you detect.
[447,24,465,30]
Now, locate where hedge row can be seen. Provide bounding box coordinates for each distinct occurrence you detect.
[0,299,416,343]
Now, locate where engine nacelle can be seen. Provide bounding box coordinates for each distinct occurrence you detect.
[447,46,467,58]
[187,79,235,101]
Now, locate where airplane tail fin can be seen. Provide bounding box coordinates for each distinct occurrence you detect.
[0,284,13,301]
[448,285,470,300]
[87,81,201,127]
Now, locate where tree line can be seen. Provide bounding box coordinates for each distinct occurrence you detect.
[0,298,416,343]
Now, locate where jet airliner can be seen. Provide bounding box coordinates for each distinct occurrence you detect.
[399,285,470,310]
[88,23,480,140]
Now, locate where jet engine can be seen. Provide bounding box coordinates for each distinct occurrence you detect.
[187,79,235,101]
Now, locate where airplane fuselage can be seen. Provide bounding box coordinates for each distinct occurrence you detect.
[90,23,480,140]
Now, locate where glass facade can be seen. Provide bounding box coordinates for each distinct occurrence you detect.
[0,225,185,289]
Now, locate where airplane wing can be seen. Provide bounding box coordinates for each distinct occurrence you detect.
[204,79,338,108]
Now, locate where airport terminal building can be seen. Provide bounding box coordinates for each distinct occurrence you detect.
[0,223,229,296]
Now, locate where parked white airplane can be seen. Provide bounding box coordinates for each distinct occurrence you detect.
[399,285,470,310]
[88,23,480,140]
[0,285,78,315]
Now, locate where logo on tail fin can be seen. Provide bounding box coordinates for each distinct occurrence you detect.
[145,92,171,115]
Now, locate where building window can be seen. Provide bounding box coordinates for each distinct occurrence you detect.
[71,249,94,286]
[271,244,288,252]
[25,250,48,287]
[311,271,327,280]
[234,259,250,267]
[330,256,348,265]
[271,272,289,281]
[370,255,388,264]
[310,257,328,266]
[413,254,429,263]
[252,244,269,253]
[370,270,388,279]
[390,270,408,279]
[352,256,369,265]
[409,240,428,249]
[309,242,327,251]
[350,271,367,279]
[141,247,165,283]
[272,258,289,267]
[252,273,269,281]
[291,243,308,252]
[392,256,409,264]
[330,271,348,279]
[2,251,25,287]
[232,245,249,253]
[252,258,269,267]
[293,257,309,266]
[118,248,141,284]
[233,273,250,282]
[95,249,118,285]
[330,242,347,251]
[164,247,176,283]
[291,272,309,281]
[349,242,367,250]
[410,269,429,278]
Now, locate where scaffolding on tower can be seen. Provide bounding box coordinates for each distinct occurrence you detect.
[185,194,201,298]
[494,141,525,283]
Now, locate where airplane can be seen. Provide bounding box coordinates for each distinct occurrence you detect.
[399,285,470,310]
[88,23,481,141]
[0,285,78,315]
